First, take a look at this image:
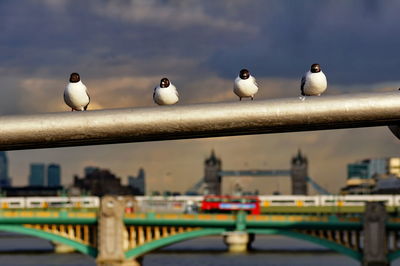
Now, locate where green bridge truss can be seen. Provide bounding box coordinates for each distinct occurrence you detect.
[1,210,400,263]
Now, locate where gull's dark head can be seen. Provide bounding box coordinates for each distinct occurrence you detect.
[310,64,321,73]
[239,69,250,80]
[69,73,80,83]
[160,78,170,88]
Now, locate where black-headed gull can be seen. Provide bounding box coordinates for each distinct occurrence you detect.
[300,63,327,97]
[153,78,179,105]
[233,69,259,101]
[64,73,90,111]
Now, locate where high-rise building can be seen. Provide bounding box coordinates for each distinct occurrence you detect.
[47,164,61,187]
[29,163,45,187]
[346,157,400,186]
[128,168,146,195]
[0,151,10,187]
[343,157,400,194]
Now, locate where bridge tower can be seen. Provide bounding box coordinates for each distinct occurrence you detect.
[204,150,222,195]
[290,150,308,195]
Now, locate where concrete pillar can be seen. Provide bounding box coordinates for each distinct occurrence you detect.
[96,196,142,266]
[223,232,252,253]
[363,202,389,266]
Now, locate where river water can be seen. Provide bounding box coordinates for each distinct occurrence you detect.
[0,233,397,266]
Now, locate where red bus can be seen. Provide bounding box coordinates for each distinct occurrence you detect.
[201,195,260,214]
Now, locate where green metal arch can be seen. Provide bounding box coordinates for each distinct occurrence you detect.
[248,229,362,262]
[125,227,362,262]
[0,225,97,258]
[125,228,226,259]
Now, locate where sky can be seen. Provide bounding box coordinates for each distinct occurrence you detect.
[1,0,400,194]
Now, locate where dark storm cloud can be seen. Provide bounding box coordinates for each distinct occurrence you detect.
[0,0,253,78]
[1,0,399,86]
[206,1,400,85]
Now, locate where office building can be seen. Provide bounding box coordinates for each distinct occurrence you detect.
[84,166,99,176]
[343,157,400,194]
[29,163,45,187]
[0,151,10,187]
[47,164,61,187]
[73,168,139,196]
[128,168,146,195]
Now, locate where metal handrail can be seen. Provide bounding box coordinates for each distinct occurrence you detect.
[0,91,399,150]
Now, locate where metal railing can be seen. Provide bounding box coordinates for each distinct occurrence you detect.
[0,91,399,150]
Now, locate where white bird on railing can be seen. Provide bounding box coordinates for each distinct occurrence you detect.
[233,69,259,101]
[153,78,179,105]
[63,73,90,111]
[300,63,327,98]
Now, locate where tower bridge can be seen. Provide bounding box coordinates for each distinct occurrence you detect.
[0,197,397,266]
[189,150,329,195]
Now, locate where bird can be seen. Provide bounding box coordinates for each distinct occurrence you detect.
[63,73,90,111]
[153,78,179,105]
[233,69,259,101]
[300,63,327,97]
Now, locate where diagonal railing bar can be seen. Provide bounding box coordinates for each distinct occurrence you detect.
[0,92,399,150]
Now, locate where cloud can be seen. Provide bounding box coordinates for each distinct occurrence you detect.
[93,0,258,34]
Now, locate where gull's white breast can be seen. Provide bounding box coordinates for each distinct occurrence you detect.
[64,81,90,111]
[153,84,179,105]
[233,76,258,97]
[303,71,327,96]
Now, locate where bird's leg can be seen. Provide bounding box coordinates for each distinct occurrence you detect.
[239,97,242,101]
[251,96,254,100]
[71,108,74,112]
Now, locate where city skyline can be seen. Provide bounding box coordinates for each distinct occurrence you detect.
[4,149,400,195]
[1,1,400,194]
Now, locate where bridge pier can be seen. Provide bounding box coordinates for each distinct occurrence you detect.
[363,202,389,266]
[97,259,142,266]
[52,241,76,253]
[223,231,253,253]
[223,210,254,252]
[96,196,141,266]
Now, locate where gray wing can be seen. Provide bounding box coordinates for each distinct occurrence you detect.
[63,90,68,104]
[300,76,306,96]
[84,91,90,111]
[63,88,72,107]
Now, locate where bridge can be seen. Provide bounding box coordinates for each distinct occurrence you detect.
[187,150,329,195]
[0,196,397,266]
